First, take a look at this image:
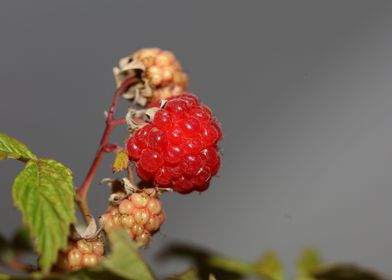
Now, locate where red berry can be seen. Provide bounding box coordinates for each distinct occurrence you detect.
[127,95,222,193]
[153,110,173,130]
[147,127,167,150]
[127,138,142,159]
[134,124,152,147]
[100,191,165,247]
[139,149,163,172]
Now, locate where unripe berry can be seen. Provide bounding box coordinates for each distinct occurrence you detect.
[127,94,223,194]
[100,191,165,247]
[114,48,189,103]
[55,238,104,272]
[132,48,188,90]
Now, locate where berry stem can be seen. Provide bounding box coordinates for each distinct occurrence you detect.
[76,77,138,223]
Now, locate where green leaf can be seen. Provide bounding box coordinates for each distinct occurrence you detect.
[165,269,199,280]
[0,274,10,280]
[0,133,36,162]
[208,256,256,276]
[297,248,322,278]
[12,159,76,274]
[255,251,285,280]
[102,229,155,280]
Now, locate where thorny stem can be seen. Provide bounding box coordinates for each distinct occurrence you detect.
[76,77,138,223]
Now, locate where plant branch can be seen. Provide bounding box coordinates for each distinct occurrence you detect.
[76,77,138,223]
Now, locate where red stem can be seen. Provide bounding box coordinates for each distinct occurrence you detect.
[76,77,137,222]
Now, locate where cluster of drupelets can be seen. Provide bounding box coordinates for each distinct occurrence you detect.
[55,48,223,271]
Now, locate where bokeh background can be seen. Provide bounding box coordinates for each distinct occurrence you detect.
[1,1,392,278]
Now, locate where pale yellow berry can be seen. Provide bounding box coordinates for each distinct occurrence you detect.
[161,67,174,82]
[82,254,98,267]
[155,52,174,66]
[68,248,82,267]
[112,214,122,227]
[147,65,161,76]
[119,199,134,214]
[92,240,104,256]
[77,239,93,254]
[121,215,135,228]
[131,193,148,208]
[134,209,150,225]
[150,74,162,86]
[147,198,161,215]
[131,224,144,236]
[136,48,160,65]
[136,232,151,246]
[145,216,160,232]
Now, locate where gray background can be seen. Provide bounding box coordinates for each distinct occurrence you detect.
[1,0,392,278]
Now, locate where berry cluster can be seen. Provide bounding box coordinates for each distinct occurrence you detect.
[100,192,164,247]
[114,48,189,103]
[132,48,188,92]
[55,238,104,271]
[127,94,222,194]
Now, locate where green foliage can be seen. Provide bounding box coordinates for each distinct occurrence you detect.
[101,230,155,280]
[256,251,285,280]
[0,133,36,162]
[208,256,256,276]
[296,248,322,280]
[12,159,76,274]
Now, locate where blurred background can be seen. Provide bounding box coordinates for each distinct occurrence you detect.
[1,0,392,278]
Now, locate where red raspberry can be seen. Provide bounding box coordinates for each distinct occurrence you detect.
[100,191,165,247]
[55,238,104,271]
[127,94,223,194]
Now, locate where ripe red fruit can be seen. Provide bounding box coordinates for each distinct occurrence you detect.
[55,238,104,271]
[127,94,222,193]
[100,191,165,247]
